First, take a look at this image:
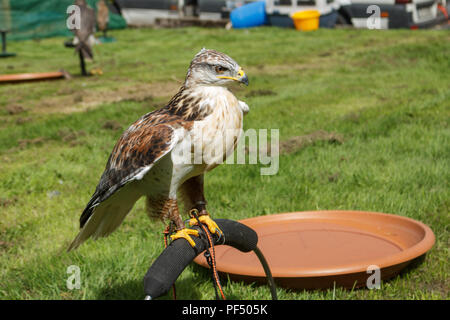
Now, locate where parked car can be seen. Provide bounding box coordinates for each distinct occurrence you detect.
[115,0,180,26]
[337,0,439,29]
[265,0,340,28]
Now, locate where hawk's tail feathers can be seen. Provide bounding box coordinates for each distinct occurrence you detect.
[76,41,93,60]
[67,186,140,251]
[67,203,107,251]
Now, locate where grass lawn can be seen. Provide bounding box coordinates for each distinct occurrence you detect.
[0,27,448,300]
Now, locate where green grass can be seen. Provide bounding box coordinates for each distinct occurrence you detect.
[0,27,449,300]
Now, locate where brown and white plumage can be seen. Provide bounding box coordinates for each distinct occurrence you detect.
[97,0,109,36]
[68,49,249,251]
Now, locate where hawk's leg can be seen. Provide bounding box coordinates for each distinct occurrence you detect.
[188,202,222,237]
[79,51,88,76]
[180,175,222,236]
[166,199,199,247]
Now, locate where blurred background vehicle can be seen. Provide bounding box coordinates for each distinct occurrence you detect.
[264,0,340,28]
[112,0,444,28]
[336,0,439,29]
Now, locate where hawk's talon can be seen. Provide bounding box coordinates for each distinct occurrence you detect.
[189,214,223,237]
[170,228,199,247]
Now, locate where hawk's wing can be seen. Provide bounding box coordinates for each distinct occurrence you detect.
[68,111,186,250]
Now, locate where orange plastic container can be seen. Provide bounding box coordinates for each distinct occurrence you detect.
[292,10,320,31]
[194,211,435,290]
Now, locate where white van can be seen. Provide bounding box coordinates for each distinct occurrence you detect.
[115,0,181,26]
[337,0,438,29]
[265,0,340,28]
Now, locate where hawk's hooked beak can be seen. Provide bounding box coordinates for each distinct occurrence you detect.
[218,67,249,86]
[238,68,249,86]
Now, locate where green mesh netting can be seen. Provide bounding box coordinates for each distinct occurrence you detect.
[0,0,126,41]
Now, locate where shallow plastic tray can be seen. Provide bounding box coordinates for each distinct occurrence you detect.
[194,211,435,289]
[0,71,65,84]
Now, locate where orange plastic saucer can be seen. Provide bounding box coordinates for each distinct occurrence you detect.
[194,211,435,289]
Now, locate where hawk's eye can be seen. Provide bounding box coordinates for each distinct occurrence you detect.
[215,66,227,74]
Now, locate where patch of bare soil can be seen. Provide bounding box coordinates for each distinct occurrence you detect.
[0,240,13,252]
[246,130,344,157]
[57,129,87,147]
[0,197,17,208]
[318,51,332,57]
[8,129,87,153]
[344,111,361,123]
[328,172,340,183]
[279,130,344,155]
[17,137,47,149]
[15,117,34,125]
[418,279,450,298]
[6,104,26,115]
[245,89,277,98]
[102,120,122,131]
[33,81,180,115]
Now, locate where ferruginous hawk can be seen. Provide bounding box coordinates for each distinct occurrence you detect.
[68,49,249,250]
